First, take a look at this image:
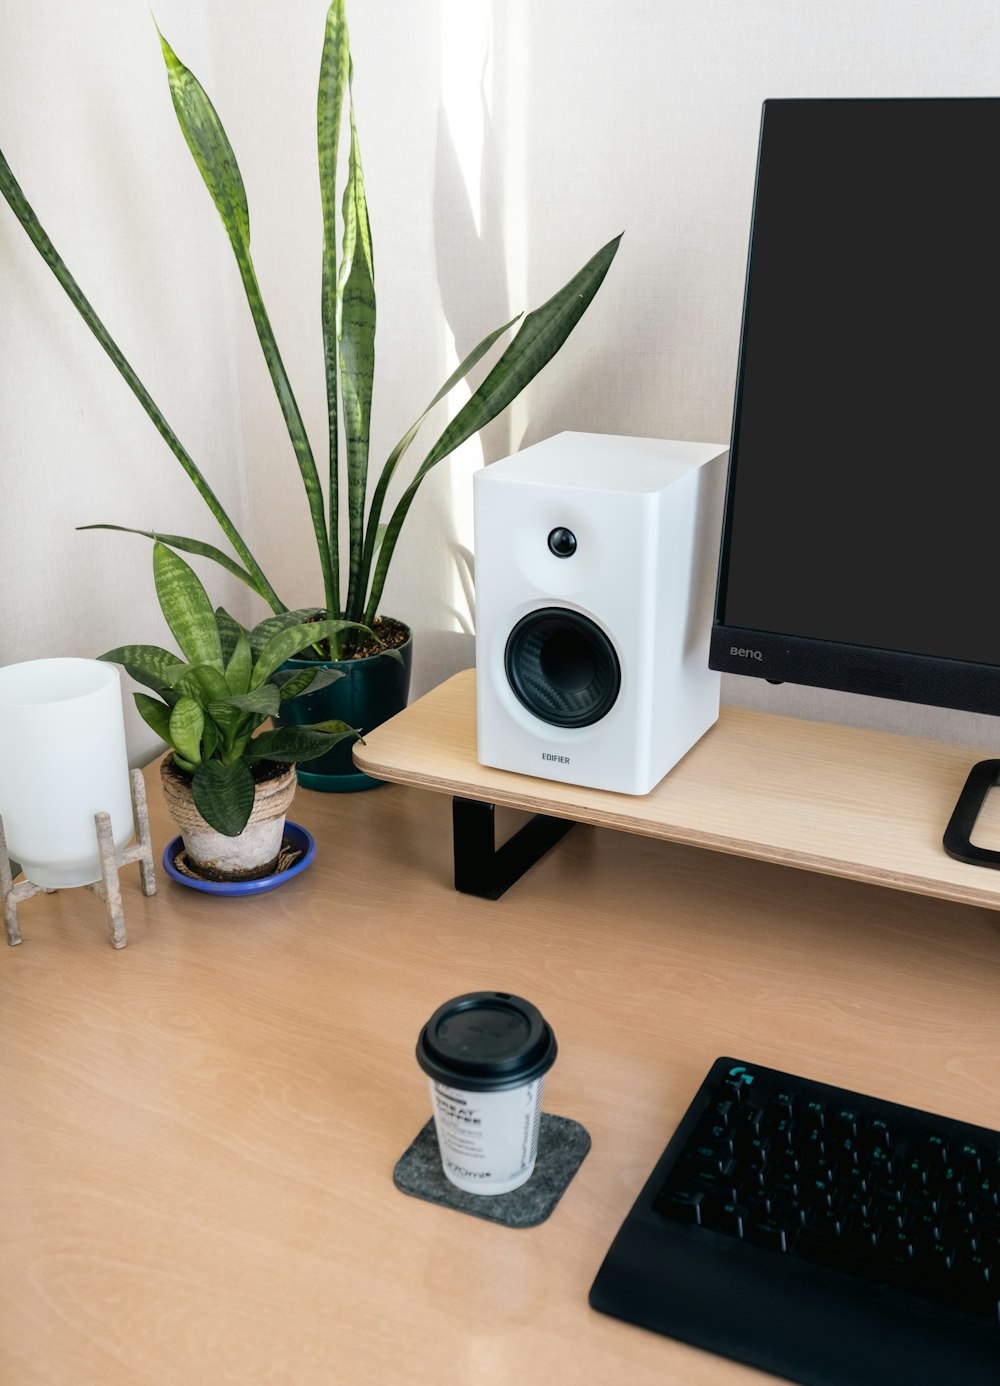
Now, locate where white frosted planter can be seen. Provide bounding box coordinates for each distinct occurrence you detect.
[160,758,296,880]
[0,658,134,888]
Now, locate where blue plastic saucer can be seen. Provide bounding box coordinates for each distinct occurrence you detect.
[162,821,316,896]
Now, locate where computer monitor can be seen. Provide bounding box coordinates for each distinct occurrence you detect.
[710,97,1000,719]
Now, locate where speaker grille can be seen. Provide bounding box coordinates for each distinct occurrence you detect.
[504,608,621,728]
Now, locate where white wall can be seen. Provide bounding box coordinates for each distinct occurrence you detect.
[0,0,257,763]
[3,0,1000,764]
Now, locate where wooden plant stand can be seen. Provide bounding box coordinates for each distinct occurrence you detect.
[1,768,156,949]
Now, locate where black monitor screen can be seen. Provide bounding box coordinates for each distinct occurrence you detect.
[717,99,1000,680]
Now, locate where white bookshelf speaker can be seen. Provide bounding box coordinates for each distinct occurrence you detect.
[474,432,728,795]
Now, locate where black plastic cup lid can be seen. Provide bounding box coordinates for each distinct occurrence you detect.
[416,991,558,1093]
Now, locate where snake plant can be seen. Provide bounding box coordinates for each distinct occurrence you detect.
[100,542,359,835]
[0,2,621,653]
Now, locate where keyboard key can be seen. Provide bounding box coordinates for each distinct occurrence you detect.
[698,1198,748,1237]
[744,1217,788,1252]
[653,1188,705,1224]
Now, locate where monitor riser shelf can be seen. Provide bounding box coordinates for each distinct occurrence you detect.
[354,670,1000,911]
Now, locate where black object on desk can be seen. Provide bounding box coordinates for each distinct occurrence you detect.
[590,1057,1000,1386]
[394,1114,590,1229]
[452,797,574,899]
[943,759,1000,870]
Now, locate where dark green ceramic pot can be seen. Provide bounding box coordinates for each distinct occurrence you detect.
[275,623,413,792]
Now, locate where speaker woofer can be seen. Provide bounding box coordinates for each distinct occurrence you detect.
[504,607,621,728]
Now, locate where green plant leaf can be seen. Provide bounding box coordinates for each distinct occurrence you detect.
[191,758,255,836]
[244,721,359,764]
[201,714,221,760]
[272,667,319,700]
[157,27,249,243]
[211,685,280,719]
[363,233,623,623]
[165,662,231,701]
[357,316,518,612]
[133,692,172,742]
[78,525,268,597]
[169,695,205,765]
[166,663,245,749]
[158,29,335,617]
[301,666,347,691]
[338,65,376,623]
[100,645,182,702]
[0,149,283,613]
[224,629,252,696]
[310,718,361,736]
[251,618,373,688]
[247,607,326,656]
[319,0,350,617]
[273,666,345,701]
[215,607,247,663]
[154,541,224,670]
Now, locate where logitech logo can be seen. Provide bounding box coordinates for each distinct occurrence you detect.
[730,647,763,661]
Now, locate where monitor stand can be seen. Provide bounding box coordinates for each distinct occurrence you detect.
[354,670,1000,912]
[943,760,1000,869]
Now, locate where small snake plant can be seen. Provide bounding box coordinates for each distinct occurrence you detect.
[100,542,361,835]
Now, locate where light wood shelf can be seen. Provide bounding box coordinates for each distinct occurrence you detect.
[355,668,1000,912]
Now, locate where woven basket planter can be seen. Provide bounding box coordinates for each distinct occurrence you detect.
[160,757,297,881]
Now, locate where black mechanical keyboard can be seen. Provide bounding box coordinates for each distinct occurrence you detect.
[589,1058,1000,1386]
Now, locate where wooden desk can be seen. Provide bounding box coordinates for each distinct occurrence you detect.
[3,751,1000,1384]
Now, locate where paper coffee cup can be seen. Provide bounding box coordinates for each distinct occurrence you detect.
[416,991,558,1195]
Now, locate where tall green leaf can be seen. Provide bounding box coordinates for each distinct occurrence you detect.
[318,0,350,615]
[363,233,622,624]
[356,314,518,615]
[337,65,376,622]
[0,149,282,613]
[158,30,335,617]
[153,541,224,670]
[78,525,269,598]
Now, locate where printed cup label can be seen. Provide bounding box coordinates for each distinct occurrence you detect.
[429,1077,544,1190]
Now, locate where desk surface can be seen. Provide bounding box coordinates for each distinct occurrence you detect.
[3,753,1000,1385]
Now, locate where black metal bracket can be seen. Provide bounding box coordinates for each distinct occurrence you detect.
[943,759,1000,868]
[452,797,575,899]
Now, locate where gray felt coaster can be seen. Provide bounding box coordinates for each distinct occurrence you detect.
[393,1113,591,1229]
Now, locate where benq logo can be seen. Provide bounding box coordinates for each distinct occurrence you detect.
[731,647,764,661]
